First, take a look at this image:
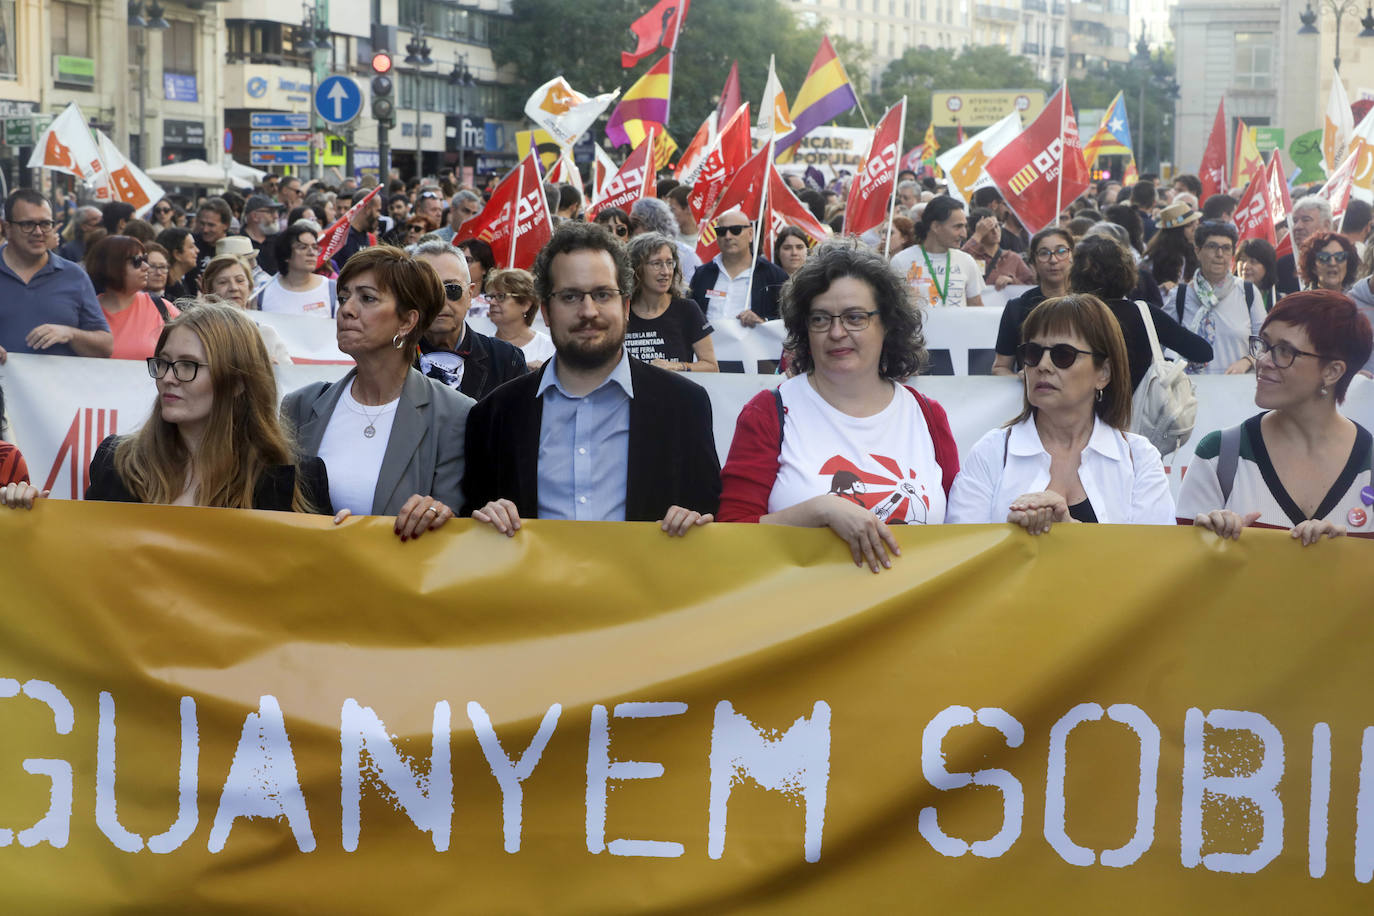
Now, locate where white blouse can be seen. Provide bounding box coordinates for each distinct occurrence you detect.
[946,413,1176,525]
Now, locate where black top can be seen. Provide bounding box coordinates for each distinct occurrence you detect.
[1068,498,1098,523]
[84,435,333,513]
[417,324,528,402]
[252,233,281,277]
[331,226,373,271]
[626,297,713,364]
[1276,252,1301,297]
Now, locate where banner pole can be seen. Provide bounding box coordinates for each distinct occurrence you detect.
[742,135,773,312]
[511,155,525,270]
[1054,81,1067,226]
[884,98,907,260]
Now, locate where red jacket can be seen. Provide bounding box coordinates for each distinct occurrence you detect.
[718,384,959,523]
[0,441,30,486]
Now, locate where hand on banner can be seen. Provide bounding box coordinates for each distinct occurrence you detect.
[737,309,766,328]
[0,482,47,510]
[820,495,901,573]
[1193,509,1260,540]
[659,506,713,537]
[395,494,454,542]
[1291,518,1347,546]
[25,323,77,351]
[1007,490,1070,535]
[473,498,522,536]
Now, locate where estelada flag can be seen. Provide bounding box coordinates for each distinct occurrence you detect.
[694,145,771,263]
[621,0,690,68]
[315,184,382,270]
[687,103,752,225]
[1232,120,1263,189]
[456,153,551,270]
[1199,99,1228,200]
[586,128,656,222]
[984,85,1089,234]
[27,102,104,184]
[843,98,905,236]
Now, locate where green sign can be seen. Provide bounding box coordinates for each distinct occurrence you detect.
[1253,126,1285,153]
[3,117,33,146]
[1289,128,1325,185]
[54,55,95,87]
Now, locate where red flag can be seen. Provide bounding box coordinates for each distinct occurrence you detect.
[456,153,552,270]
[315,185,382,270]
[1199,99,1228,201]
[1233,171,1276,247]
[586,128,656,222]
[1265,153,1294,229]
[674,113,715,180]
[687,103,752,225]
[843,99,905,236]
[984,85,1089,234]
[694,145,771,263]
[762,163,830,260]
[716,61,741,125]
[621,0,690,68]
[900,146,924,173]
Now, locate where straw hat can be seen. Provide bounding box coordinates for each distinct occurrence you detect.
[1158,201,1202,230]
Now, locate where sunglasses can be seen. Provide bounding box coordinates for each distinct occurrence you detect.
[442,281,466,302]
[1315,250,1349,264]
[717,224,749,237]
[129,255,149,268]
[153,206,172,215]
[609,224,629,237]
[1016,341,1103,369]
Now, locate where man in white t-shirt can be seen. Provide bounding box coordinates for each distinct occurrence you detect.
[889,195,986,308]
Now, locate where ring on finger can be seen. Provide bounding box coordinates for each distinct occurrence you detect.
[425,506,439,516]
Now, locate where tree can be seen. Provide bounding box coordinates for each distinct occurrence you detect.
[492,0,870,150]
[870,46,1050,151]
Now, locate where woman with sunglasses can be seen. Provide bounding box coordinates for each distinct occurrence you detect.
[719,241,959,573]
[1299,232,1359,293]
[1,302,327,512]
[485,267,556,370]
[992,226,1074,375]
[593,207,632,240]
[256,223,336,317]
[949,294,1174,532]
[149,199,178,231]
[625,233,718,373]
[1180,290,1373,544]
[85,235,179,360]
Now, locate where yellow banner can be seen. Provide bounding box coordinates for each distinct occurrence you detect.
[932,89,1046,128]
[0,502,1371,911]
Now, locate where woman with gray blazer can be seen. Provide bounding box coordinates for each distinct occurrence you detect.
[281,246,474,541]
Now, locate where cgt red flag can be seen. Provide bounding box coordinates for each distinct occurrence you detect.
[985,85,1089,234]
[622,0,690,68]
[763,163,830,260]
[1199,99,1228,201]
[315,184,382,270]
[843,98,905,236]
[687,103,752,225]
[694,144,771,263]
[456,153,552,270]
[1234,170,1276,247]
[586,127,656,222]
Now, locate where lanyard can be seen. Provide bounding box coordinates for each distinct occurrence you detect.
[921,247,950,305]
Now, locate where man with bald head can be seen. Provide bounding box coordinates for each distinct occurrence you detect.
[412,238,526,400]
[687,208,789,327]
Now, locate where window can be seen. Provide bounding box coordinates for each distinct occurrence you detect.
[51,1,90,58]
[0,0,16,78]
[1234,31,1272,89]
[164,20,194,73]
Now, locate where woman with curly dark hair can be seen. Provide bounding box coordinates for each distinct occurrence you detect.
[718,240,959,572]
[1299,231,1359,292]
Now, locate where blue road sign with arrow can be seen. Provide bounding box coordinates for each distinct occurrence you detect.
[315,76,362,126]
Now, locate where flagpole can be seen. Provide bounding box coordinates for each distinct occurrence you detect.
[742,133,774,318]
[1054,81,1067,227]
[884,98,907,260]
[511,155,525,270]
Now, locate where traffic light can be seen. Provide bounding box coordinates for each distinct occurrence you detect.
[371,51,394,125]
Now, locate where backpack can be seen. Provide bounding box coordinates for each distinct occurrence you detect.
[1174,280,1253,322]
[1131,300,1197,456]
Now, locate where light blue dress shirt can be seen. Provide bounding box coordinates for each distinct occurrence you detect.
[536,350,634,521]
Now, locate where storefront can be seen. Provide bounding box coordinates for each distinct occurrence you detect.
[161,119,207,165]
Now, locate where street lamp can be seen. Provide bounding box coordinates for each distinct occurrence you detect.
[405,24,434,180]
[448,55,476,182]
[129,1,169,170]
[1298,0,1374,72]
[1133,24,1150,162]
[298,1,330,180]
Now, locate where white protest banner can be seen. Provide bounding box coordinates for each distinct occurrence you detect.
[247,311,351,364]
[8,358,1369,503]
[778,126,874,182]
[978,284,1033,310]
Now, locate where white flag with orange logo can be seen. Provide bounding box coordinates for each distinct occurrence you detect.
[524,76,619,149]
[1323,68,1354,176]
[95,131,164,218]
[935,112,1021,204]
[756,55,794,139]
[26,102,104,184]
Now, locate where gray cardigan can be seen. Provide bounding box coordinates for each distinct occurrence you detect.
[281,367,474,515]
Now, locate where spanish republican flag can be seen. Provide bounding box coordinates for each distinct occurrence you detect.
[606,53,672,149]
[776,36,859,161]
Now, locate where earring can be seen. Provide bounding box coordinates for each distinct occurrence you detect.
[1320,385,1328,397]
[392,333,405,350]
[1096,388,1104,402]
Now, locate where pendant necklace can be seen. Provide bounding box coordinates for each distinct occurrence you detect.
[346,392,394,439]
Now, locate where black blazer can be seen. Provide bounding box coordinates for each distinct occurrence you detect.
[461,357,721,521]
[417,324,528,402]
[688,257,790,320]
[84,435,332,513]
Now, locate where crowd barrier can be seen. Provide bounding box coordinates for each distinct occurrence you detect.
[0,506,1369,911]
[5,353,1371,502]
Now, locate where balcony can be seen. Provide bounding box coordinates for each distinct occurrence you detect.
[977,3,1021,21]
[1052,2,1065,13]
[1022,0,1047,10]
[1051,45,1065,56]
[1023,40,1041,53]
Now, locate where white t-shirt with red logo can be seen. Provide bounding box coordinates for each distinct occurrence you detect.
[767,374,947,525]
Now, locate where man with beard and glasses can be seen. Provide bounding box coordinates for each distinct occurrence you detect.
[331,188,382,269]
[462,222,720,535]
[411,239,527,400]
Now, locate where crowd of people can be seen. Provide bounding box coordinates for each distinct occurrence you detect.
[1,156,1372,560]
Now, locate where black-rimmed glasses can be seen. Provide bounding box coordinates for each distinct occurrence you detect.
[1248,336,1329,369]
[807,310,880,332]
[147,358,209,382]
